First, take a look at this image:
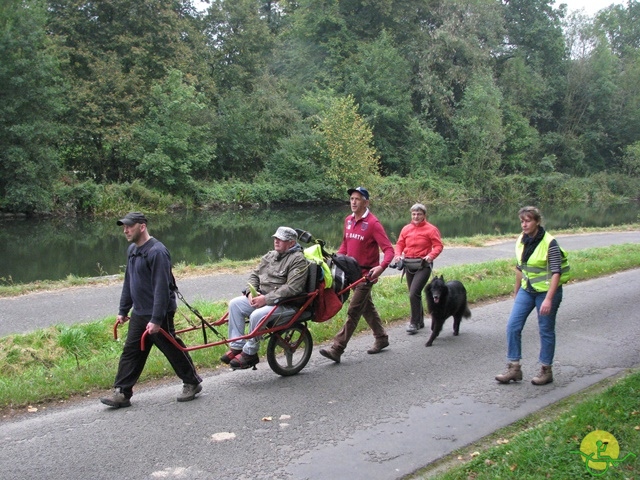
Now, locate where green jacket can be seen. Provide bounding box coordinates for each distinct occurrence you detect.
[248,244,309,305]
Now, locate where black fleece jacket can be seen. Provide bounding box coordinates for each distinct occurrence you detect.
[118,237,176,325]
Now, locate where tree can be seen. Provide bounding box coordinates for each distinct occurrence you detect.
[593,1,640,59]
[342,31,414,175]
[412,0,504,140]
[499,0,568,133]
[274,0,358,92]
[560,2,640,174]
[502,0,567,76]
[501,103,545,175]
[129,70,215,194]
[311,93,381,191]
[203,0,277,92]
[452,71,505,190]
[591,2,640,164]
[0,0,66,213]
[621,141,640,176]
[47,0,213,183]
[498,55,556,136]
[561,41,618,173]
[261,129,333,202]
[212,74,301,178]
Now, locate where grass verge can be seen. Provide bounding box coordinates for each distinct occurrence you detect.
[0,258,260,298]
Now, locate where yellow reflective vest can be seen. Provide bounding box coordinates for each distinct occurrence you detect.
[516,232,570,292]
[303,244,332,289]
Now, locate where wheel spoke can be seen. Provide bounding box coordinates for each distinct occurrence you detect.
[266,325,313,376]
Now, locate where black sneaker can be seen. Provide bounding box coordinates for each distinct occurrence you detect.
[100,387,132,408]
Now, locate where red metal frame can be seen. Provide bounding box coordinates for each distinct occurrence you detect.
[112,317,129,339]
[112,276,368,353]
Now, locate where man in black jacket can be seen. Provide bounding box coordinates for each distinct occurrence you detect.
[100,212,202,408]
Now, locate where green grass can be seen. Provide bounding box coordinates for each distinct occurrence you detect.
[443,224,640,247]
[0,257,261,298]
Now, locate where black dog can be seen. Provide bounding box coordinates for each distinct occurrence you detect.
[425,275,471,347]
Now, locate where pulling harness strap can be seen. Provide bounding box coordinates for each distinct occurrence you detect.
[172,285,225,343]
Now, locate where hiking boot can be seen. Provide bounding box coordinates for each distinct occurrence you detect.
[177,383,202,402]
[531,365,553,385]
[319,347,342,363]
[495,362,523,384]
[367,337,389,354]
[220,349,242,365]
[229,352,259,370]
[100,387,131,408]
[406,323,418,335]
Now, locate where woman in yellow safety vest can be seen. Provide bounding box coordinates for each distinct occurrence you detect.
[495,206,569,386]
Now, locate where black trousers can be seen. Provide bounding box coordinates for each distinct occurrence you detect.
[114,312,201,398]
[405,266,432,327]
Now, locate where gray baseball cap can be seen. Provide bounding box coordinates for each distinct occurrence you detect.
[272,226,298,241]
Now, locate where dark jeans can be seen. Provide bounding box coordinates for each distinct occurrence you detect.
[332,281,387,353]
[405,266,432,326]
[114,312,201,398]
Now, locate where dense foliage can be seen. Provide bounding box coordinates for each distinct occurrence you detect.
[1,0,639,213]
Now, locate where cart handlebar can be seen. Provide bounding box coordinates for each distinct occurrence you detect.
[112,316,129,340]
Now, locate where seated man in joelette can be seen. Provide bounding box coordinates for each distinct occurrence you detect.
[222,226,309,369]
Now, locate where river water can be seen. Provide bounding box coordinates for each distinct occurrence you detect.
[1,202,637,284]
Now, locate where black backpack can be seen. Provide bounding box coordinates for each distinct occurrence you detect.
[328,253,362,302]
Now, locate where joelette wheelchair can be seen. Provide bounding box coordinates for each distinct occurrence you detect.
[114,231,365,376]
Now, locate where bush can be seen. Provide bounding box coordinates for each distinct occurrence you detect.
[197,178,336,207]
[376,175,471,206]
[621,141,640,177]
[96,181,179,215]
[53,179,101,214]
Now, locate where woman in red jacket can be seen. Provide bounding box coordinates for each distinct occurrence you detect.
[393,203,444,334]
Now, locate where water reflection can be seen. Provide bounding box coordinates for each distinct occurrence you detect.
[0,202,637,284]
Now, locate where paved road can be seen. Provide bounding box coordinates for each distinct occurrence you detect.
[0,231,639,480]
[1,231,638,336]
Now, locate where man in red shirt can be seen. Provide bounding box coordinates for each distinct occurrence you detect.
[320,187,394,363]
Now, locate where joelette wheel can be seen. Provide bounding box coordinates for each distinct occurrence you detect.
[266,324,313,376]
